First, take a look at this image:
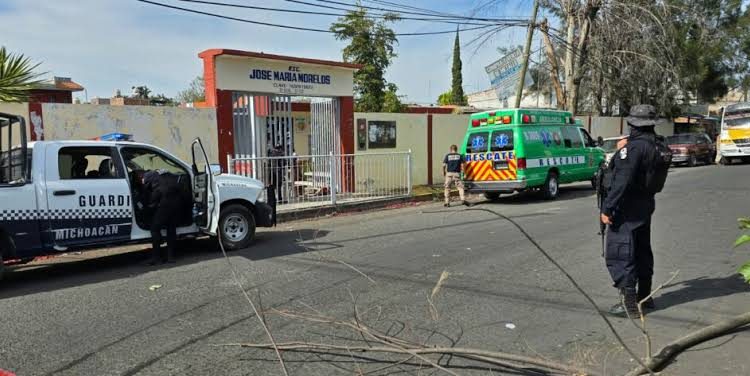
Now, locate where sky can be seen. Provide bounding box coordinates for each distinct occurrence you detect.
[0,0,538,104]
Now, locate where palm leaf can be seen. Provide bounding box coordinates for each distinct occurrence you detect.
[0,46,44,102]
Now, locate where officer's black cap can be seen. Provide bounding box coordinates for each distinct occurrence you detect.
[626,104,657,127]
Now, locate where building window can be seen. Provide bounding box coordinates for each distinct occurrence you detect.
[367,121,397,149]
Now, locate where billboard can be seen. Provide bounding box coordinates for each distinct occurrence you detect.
[485,48,533,101]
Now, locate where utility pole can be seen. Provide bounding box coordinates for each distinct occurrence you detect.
[515,0,539,108]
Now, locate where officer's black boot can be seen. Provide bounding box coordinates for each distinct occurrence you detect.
[608,288,640,318]
[638,278,656,310]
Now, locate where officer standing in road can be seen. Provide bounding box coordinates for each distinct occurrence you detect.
[443,144,467,207]
[143,170,183,265]
[600,105,668,317]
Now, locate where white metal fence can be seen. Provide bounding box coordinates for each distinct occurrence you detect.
[228,151,412,211]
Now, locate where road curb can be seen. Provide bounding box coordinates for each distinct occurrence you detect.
[277,193,436,222]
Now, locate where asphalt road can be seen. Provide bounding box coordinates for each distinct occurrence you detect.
[2,163,749,376]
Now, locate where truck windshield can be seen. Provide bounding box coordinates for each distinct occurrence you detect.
[601,139,620,152]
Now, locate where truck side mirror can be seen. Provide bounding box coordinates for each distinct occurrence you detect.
[596,136,604,146]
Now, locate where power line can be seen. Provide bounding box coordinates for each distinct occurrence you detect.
[137,0,509,36]
[295,0,530,22]
[174,0,507,26]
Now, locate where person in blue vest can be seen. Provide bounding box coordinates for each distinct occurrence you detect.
[443,144,467,207]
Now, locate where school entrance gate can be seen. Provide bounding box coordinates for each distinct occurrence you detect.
[199,49,412,211]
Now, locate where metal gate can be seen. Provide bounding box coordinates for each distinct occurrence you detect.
[232,93,294,200]
[310,97,341,191]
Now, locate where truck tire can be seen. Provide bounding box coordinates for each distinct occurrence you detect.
[0,253,4,282]
[542,171,559,200]
[687,154,697,167]
[720,156,729,165]
[218,204,256,251]
[484,192,501,201]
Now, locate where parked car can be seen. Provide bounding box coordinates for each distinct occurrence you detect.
[666,133,715,167]
[599,135,627,167]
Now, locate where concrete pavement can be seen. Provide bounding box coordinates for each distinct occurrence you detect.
[1,163,749,375]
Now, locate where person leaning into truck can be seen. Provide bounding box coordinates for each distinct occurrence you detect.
[143,169,183,265]
[443,144,467,207]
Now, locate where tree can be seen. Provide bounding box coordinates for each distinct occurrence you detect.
[331,6,403,112]
[150,94,176,106]
[382,83,407,112]
[450,29,467,105]
[437,90,467,106]
[131,85,151,99]
[0,46,43,102]
[177,76,205,103]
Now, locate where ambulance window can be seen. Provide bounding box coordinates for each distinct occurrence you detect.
[562,127,583,148]
[490,130,514,151]
[579,128,597,147]
[466,132,489,153]
[58,147,123,180]
[120,147,188,176]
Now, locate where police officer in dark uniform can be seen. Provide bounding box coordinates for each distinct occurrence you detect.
[600,105,661,317]
[143,169,183,265]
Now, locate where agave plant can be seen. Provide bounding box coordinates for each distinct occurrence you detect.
[0,46,43,102]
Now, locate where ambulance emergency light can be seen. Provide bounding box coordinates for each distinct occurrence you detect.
[91,133,134,141]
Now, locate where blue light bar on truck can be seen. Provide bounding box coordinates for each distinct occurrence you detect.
[91,133,134,141]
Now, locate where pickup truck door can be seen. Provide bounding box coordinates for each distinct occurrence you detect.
[191,138,218,235]
[45,145,133,248]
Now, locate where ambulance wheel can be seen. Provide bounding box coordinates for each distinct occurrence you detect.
[484,192,501,201]
[219,204,256,251]
[542,171,559,200]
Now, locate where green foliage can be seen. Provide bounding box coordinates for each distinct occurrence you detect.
[176,76,205,103]
[437,90,466,106]
[734,217,750,284]
[330,6,402,112]
[150,94,176,106]
[382,83,406,113]
[739,261,750,283]
[132,85,151,99]
[0,46,43,102]
[450,29,467,106]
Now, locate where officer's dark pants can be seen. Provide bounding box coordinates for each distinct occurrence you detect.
[605,219,654,289]
[150,203,179,262]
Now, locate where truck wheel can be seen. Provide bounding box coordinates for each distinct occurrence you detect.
[484,192,501,201]
[719,157,729,165]
[687,154,697,167]
[542,171,559,200]
[219,204,256,251]
[0,252,4,282]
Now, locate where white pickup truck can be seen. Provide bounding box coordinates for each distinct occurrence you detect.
[0,113,275,279]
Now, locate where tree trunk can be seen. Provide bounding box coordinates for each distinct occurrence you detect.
[626,311,750,376]
[563,2,576,113]
[540,19,566,109]
[568,0,600,115]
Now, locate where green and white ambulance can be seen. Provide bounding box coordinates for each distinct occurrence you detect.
[460,108,605,200]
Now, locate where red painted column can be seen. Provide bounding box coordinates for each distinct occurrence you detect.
[216,89,234,172]
[427,114,433,185]
[339,96,355,192]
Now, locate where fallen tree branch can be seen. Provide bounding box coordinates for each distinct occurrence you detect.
[625,311,750,376]
[452,207,654,375]
[215,341,594,375]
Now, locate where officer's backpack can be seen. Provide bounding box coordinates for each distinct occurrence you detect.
[644,135,672,194]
